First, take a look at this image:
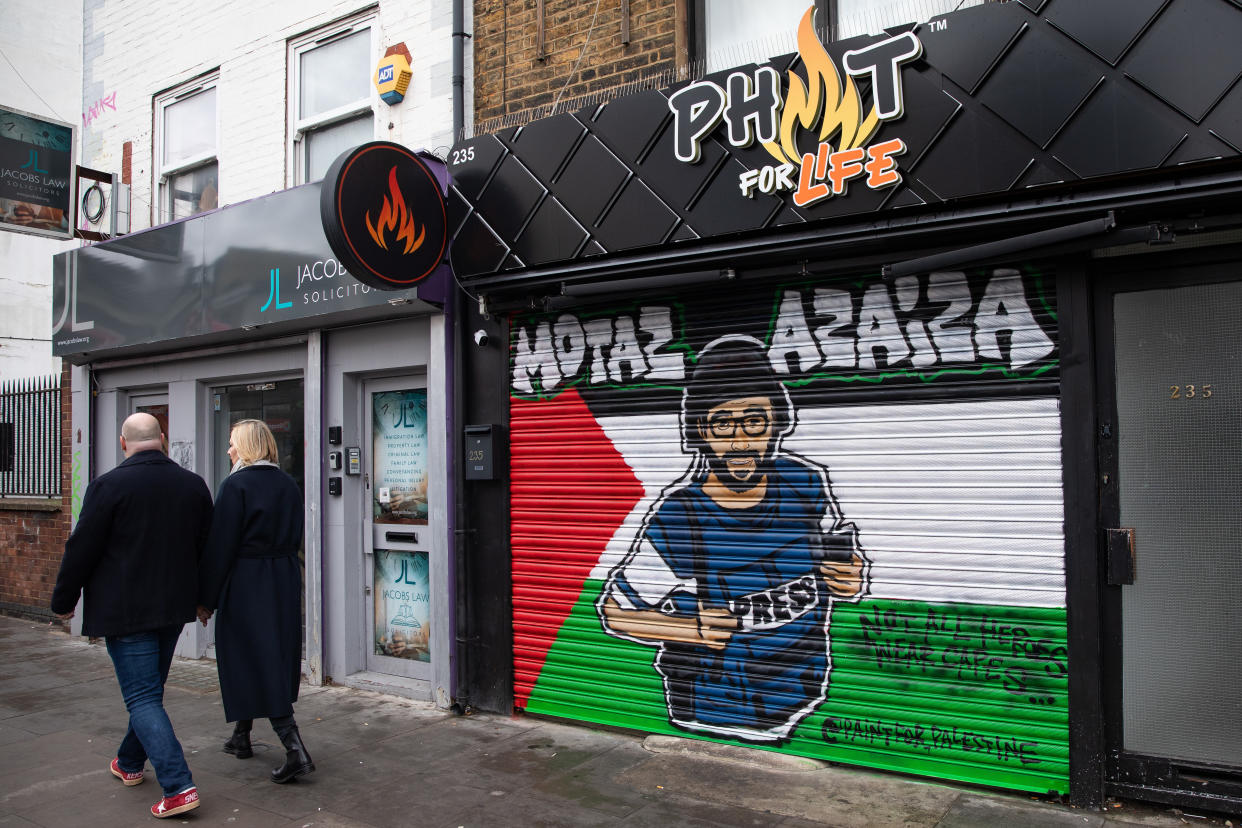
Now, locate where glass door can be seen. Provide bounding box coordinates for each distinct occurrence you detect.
[129,393,169,456]
[364,376,433,680]
[207,377,306,657]
[209,379,305,494]
[1097,262,1242,804]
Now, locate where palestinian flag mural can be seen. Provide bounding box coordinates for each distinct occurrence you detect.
[508,266,1068,795]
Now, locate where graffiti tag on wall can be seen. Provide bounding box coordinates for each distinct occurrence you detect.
[83,93,117,126]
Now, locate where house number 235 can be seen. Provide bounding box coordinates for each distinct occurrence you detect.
[1169,384,1213,399]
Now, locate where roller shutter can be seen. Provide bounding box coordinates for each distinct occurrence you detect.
[509,265,1068,795]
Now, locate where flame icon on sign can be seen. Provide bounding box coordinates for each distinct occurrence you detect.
[366,166,426,254]
[762,7,881,166]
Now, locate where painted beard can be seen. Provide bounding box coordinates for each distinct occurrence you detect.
[707,448,770,492]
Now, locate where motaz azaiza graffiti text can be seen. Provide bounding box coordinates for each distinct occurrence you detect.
[668,8,922,207]
[511,269,1053,396]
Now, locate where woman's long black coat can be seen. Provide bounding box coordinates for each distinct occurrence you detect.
[199,464,304,722]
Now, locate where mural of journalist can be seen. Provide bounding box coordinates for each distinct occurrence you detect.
[599,335,870,743]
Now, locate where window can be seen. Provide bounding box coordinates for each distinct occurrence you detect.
[699,0,828,73]
[834,0,987,40]
[154,76,219,223]
[695,0,990,71]
[288,15,377,185]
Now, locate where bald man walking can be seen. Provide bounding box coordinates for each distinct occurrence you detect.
[52,413,213,818]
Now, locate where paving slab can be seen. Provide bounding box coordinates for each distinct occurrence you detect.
[938,794,1106,828]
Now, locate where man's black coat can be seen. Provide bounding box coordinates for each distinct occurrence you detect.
[51,449,213,637]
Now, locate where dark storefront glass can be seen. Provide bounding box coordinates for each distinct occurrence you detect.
[209,379,305,494]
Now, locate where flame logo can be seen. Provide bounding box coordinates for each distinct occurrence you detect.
[366,166,426,255]
[762,7,880,166]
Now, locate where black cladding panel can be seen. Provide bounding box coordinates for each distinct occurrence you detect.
[885,69,960,167]
[978,26,1102,149]
[1044,0,1165,65]
[1209,80,1242,151]
[687,156,785,233]
[636,119,730,213]
[476,155,547,243]
[1165,131,1235,166]
[449,211,510,275]
[555,136,632,227]
[1050,81,1185,178]
[920,2,1025,94]
[912,110,1034,200]
[594,178,680,251]
[1123,0,1242,122]
[450,135,506,201]
[513,197,589,266]
[446,187,472,238]
[511,115,587,182]
[1016,162,1069,189]
[591,89,673,164]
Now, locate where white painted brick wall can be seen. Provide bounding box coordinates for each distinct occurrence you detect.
[81,0,471,231]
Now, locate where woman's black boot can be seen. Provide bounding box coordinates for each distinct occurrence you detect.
[223,719,253,759]
[271,724,314,783]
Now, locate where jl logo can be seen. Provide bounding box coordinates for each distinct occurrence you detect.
[260,268,293,313]
[20,149,49,175]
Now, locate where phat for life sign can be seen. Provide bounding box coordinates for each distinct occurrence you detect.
[669,7,921,207]
[0,106,73,239]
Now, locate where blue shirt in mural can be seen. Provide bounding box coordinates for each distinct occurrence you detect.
[603,454,861,743]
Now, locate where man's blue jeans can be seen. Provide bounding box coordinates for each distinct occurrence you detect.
[105,624,194,796]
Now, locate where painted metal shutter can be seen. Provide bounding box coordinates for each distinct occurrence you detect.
[509,266,1068,795]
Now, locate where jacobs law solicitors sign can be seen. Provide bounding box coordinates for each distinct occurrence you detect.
[0,105,73,240]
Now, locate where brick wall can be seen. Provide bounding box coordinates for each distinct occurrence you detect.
[0,363,72,623]
[473,0,686,128]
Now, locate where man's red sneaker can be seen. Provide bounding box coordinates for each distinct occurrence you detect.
[109,757,144,786]
[150,786,199,818]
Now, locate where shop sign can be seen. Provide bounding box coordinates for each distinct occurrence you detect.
[669,8,921,207]
[53,182,424,360]
[0,105,74,240]
[320,141,448,291]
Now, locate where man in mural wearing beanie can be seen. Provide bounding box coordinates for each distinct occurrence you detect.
[599,335,869,743]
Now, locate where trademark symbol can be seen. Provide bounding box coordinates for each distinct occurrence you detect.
[928,18,948,32]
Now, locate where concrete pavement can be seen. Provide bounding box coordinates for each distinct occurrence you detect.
[0,613,1233,828]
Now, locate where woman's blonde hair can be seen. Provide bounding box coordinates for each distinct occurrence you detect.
[230,418,279,465]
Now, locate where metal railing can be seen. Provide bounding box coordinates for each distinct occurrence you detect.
[0,375,62,499]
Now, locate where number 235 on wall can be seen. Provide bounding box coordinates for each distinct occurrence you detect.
[1169,384,1214,399]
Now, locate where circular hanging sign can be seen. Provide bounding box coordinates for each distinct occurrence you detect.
[320,142,448,290]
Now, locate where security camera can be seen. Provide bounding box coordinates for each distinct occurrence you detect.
[473,329,489,347]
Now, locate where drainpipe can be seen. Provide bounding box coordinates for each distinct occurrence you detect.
[452,0,467,140]
[450,0,469,713]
